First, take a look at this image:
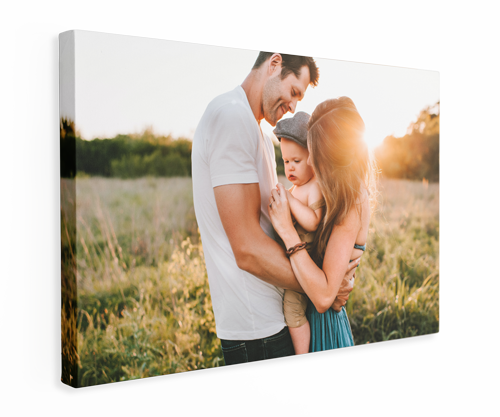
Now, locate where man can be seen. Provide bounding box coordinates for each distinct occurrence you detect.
[192,52,356,365]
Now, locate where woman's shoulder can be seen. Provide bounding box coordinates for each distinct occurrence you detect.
[356,186,370,206]
[356,187,371,225]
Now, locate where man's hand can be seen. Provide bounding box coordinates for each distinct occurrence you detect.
[332,257,360,312]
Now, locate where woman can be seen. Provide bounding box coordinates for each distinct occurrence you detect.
[268,97,377,352]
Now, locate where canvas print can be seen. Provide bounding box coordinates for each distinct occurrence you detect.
[60,30,439,388]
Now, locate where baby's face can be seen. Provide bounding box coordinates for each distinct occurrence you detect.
[280,138,315,186]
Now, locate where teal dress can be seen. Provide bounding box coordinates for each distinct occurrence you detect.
[307,243,365,352]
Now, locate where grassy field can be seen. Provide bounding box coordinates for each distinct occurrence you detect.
[61,176,439,387]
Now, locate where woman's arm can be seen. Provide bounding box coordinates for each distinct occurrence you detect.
[283,215,359,313]
[269,184,360,313]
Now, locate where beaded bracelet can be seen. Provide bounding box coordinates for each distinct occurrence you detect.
[285,242,307,257]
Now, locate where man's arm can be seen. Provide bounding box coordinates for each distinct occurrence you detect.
[214,182,304,292]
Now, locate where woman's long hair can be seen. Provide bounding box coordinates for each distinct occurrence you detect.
[308,97,378,267]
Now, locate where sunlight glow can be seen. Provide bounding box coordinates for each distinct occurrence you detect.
[73,32,439,148]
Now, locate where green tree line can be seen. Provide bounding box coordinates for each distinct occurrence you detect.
[374,102,439,182]
[60,121,192,178]
[60,118,285,179]
[61,101,439,182]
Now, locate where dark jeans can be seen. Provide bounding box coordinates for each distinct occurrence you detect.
[220,326,294,366]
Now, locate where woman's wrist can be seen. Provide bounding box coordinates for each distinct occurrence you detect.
[281,230,302,249]
[285,242,307,257]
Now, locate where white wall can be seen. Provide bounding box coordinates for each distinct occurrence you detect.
[2,1,499,415]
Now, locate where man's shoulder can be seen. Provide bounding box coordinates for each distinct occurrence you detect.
[195,86,260,154]
[206,86,252,121]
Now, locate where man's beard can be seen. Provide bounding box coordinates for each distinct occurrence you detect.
[262,77,282,126]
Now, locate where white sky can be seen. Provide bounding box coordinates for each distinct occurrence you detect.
[69,30,439,149]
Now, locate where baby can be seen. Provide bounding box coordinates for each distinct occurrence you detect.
[273,111,325,355]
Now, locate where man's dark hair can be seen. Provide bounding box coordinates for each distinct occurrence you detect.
[252,52,319,87]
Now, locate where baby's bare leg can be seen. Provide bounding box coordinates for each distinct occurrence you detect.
[289,320,310,355]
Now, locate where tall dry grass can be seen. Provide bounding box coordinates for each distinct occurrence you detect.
[346,179,439,342]
[61,176,438,387]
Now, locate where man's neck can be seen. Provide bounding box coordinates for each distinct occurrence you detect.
[241,71,264,124]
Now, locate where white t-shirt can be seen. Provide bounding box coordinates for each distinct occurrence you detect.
[192,85,285,340]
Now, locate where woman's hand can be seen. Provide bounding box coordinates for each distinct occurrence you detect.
[268,183,297,243]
